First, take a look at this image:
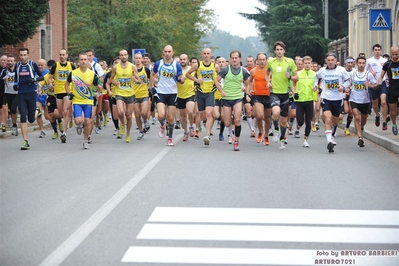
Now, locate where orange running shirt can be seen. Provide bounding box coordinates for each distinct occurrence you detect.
[252,67,269,96]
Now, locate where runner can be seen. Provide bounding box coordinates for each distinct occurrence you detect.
[292,56,316,147]
[316,52,351,153]
[49,48,75,143]
[186,48,219,146]
[150,45,184,146]
[366,44,388,130]
[349,56,378,146]
[64,52,100,149]
[215,50,250,151]
[266,41,298,150]
[14,48,44,150]
[110,50,141,143]
[132,52,151,140]
[177,54,196,141]
[248,52,271,146]
[378,46,399,135]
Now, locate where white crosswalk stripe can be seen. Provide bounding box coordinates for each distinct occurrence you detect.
[121,207,399,265]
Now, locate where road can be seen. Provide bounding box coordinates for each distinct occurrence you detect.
[1,121,398,266]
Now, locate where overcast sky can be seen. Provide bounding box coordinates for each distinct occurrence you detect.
[205,0,261,38]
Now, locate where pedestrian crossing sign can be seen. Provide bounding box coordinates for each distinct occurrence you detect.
[370,9,391,30]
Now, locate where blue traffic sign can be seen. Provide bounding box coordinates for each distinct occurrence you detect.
[370,9,391,30]
[132,49,146,55]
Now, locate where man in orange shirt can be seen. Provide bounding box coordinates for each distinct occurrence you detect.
[248,53,271,145]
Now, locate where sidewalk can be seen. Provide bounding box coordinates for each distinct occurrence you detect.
[339,114,399,154]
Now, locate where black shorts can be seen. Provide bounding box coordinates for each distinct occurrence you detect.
[221,98,242,108]
[252,95,271,109]
[321,99,343,117]
[177,95,195,109]
[270,93,290,117]
[55,93,68,100]
[46,95,57,113]
[214,99,222,107]
[387,89,399,104]
[155,93,177,106]
[350,102,369,115]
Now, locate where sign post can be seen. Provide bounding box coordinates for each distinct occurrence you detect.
[369,9,392,46]
[132,49,146,56]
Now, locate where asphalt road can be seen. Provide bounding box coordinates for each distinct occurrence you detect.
[1,120,398,266]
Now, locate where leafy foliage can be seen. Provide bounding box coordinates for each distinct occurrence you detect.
[68,0,215,62]
[0,0,49,47]
[240,0,348,64]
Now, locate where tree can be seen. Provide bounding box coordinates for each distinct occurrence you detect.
[240,0,348,64]
[0,0,49,47]
[67,0,215,62]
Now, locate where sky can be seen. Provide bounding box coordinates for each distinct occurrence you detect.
[205,0,261,38]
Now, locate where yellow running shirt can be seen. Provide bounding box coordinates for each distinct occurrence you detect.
[114,62,134,97]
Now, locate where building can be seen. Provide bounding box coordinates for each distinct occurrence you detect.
[347,0,398,57]
[1,0,67,62]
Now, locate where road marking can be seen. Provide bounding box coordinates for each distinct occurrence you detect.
[37,133,183,266]
[121,246,399,265]
[137,223,399,243]
[148,207,399,226]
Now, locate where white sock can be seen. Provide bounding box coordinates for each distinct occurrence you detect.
[247,117,254,131]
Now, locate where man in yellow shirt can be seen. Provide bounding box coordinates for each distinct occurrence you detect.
[64,53,100,149]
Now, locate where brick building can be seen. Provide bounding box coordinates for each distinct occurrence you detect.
[1,0,67,62]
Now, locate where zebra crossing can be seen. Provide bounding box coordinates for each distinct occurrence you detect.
[121,207,399,265]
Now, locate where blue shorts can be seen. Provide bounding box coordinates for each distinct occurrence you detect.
[37,94,47,106]
[73,104,93,119]
[369,81,388,101]
[321,99,343,117]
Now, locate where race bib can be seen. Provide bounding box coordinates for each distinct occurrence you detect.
[119,78,132,89]
[325,79,339,90]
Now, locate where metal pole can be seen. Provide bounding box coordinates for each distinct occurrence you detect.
[324,0,329,39]
[391,22,393,47]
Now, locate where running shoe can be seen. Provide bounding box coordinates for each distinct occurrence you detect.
[358,138,365,147]
[392,125,398,136]
[69,119,74,128]
[228,135,234,144]
[382,122,387,131]
[216,120,220,130]
[21,140,30,150]
[183,132,189,141]
[12,126,18,136]
[7,118,11,127]
[198,125,202,132]
[303,140,310,148]
[120,125,125,136]
[315,123,320,131]
[58,121,63,133]
[263,136,270,146]
[344,128,351,136]
[294,131,300,138]
[268,128,274,136]
[203,135,210,146]
[288,128,293,135]
[174,121,181,129]
[113,129,117,135]
[279,139,286,150]
[273,130,279,142]
[167,138,174,146]
[233,141,240,151]
[137,131,144,140]
[332,136,337,146]
[52,132,58,140]
[338,118,343,124]
[194,129,199,138]
[256,133,263,143]
[144,122,150,132]
[1,124,6,133]
[88,136,92,143]
[94,127,100,134]
[60,133,67,143]
[76,124,83,135]
[159,125,165,138]
[327,142,334,153]
[250,130,256,138]
[117,131,121,139]
[311,122,317,132]
[375,115,380,127]
[284,136,288,144]
[189,127,195,137]
[104,116,109,127]
[39,130,46,138]
[387,116,391,123]
[83,141,89,149]
[151,117,157,125]
[126,135,131,143]
[219,133,224,141]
